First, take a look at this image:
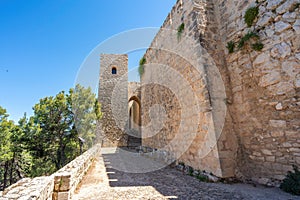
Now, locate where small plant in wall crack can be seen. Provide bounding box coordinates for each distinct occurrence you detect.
[226,41,235,53]
[138,57,146,77]
[244,6,259,27]
[251,42,264,51]
[237,31,259,49]
[177,23,185,41]
[227,4,264,54]
[227,31,264,53]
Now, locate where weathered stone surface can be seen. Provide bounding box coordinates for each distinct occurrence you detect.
[262,149,273,155]
[293,19,300,34]
[275,21,292,33]
[265,28,275,37]
[57,192,69,200]
[99,54,129,147]
[276,0,300,14]
[266,0,285,10]
[253,52,270,66]
[282,142,292,147]
[295,19,300,26]
[293,25,300,34]
[259,71,281,87]
[269,120,287,128]
[0,144,101,200]
[296,53,300,61]
[275,103,283,110]
[270,81,295,95]
[295,74,300,87]
[1,177,53,200]
[282,12,297,22]
[282,60,298,77]
[137,0,300,185]
[257,12,273,27]
[270,42,291,59]
[271,130,285,137]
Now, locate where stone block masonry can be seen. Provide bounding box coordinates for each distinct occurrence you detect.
[0,144,101,200]
[140,0,300,184]
[141,0,238,178]
[216,0,300,182]
[98,54,129,147]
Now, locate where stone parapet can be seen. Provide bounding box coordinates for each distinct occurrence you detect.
[0,144,101,200]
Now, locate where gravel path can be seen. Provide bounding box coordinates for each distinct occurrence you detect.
[73,148,300,200]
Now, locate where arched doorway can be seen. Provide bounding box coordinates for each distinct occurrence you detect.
[128,96,141,148]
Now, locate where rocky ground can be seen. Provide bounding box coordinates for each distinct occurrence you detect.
[73,148,299,200]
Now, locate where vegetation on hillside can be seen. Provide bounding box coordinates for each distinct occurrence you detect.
[0,84,101,190]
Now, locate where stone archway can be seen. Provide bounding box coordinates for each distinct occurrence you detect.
[128,96,141,131]
[127,96,141,148]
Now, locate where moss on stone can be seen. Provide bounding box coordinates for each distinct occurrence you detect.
[244,6,259,27]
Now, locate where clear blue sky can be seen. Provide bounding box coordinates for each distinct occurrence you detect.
[0,0,176,122]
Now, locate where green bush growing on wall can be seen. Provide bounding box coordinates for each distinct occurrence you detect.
[138,57,146,77]
[251,42,264,51]
[226,41,235,53]
[177,23,185,41]
[238,31,259,49]
[244,6,259,27]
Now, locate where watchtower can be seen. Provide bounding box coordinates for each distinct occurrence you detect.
[98,54,128,147]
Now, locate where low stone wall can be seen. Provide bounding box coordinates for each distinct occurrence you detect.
[0,144,101,200]
[52,144,101,200]
[0,177,53,200]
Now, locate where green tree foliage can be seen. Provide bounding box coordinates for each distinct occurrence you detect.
[29,84,101,175]
[71,85,102,149]
[0,109,32,190]
[30,91,77,174]
[0,84,101,190]
[0,106,14,190]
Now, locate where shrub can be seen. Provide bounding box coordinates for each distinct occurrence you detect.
[244,6,259,27]
[251,42,264,51]
[188,167,194,176]
[238,31,259,49]
[138,57,146,77]
[177,23,185,40]
[226,41,235,53]
[196,173,209,182]
[280,165,300,195]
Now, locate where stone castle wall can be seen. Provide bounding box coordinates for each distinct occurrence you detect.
[141,0,300,181]
[128,82,141,100]
[98,54,129,147]
[215,0,300,182]
[141,0,237,177]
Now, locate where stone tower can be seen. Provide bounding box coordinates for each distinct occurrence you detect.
[98,54,128,147]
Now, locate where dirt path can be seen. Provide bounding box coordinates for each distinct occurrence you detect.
[73,148,299,200]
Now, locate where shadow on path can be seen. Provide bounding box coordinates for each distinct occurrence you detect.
[74,147,300,200]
